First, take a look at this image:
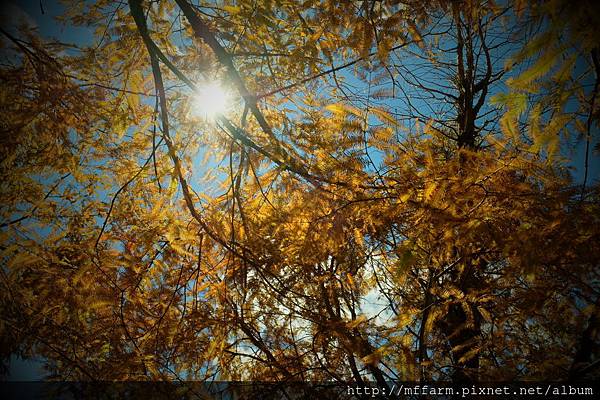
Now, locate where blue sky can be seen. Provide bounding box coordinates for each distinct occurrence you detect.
[0,1,93,41]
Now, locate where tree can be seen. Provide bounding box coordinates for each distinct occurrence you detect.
[1,0,599,389]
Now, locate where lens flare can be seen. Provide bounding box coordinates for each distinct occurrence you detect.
[192,82,230,119]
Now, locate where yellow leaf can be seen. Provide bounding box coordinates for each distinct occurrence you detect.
[325,103,345,115]
[424,182,436,200]
[361,350,382,366]
[478,306,492,323]
[371,107,399,127]
[346,314,367,329]
[223,5,240,14]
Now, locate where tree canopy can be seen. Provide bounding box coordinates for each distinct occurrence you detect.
[1,0,600,388]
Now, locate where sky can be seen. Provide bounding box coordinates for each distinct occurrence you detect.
[0,1,93,41]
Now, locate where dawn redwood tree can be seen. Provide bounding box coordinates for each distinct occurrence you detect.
[1,0,599,388]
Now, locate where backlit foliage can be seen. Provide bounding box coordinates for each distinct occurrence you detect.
[1,0,599,386]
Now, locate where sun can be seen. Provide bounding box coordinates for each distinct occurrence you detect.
[192,82,231,119]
